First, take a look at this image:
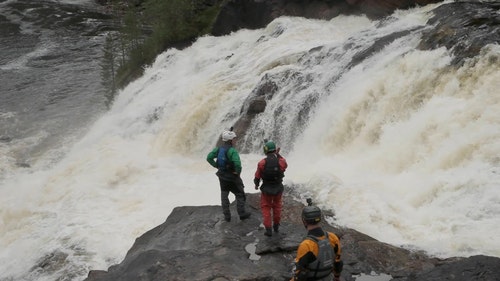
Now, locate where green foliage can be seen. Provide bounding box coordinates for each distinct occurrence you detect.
[99,0,224,107]
[100,33,117,108]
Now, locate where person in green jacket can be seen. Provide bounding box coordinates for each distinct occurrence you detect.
[207,130,251,222]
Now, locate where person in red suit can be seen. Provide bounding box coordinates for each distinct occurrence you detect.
[254,140,288,236]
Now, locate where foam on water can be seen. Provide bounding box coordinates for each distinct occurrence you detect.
[1,2,499,280]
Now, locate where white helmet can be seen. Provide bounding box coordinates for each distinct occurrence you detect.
[221,130,237,141]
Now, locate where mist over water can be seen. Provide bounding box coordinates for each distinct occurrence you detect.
[0,1,499,280]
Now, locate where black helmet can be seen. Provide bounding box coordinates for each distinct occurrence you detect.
[302,205,322,224]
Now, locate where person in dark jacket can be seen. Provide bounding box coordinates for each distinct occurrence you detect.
[254,141,288,236]
[207,130,251,222]
[291,200,343,281]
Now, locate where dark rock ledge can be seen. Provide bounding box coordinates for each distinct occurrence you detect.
[211,0,442,36]
[84,191,500,281]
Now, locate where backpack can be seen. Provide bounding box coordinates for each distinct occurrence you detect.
[217,145,234,172]
[262,153,283,183]
[305,232,335,279]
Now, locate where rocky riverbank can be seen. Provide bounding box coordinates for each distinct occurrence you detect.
[84,191,500,281]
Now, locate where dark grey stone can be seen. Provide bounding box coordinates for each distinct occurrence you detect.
[84,190,500,281]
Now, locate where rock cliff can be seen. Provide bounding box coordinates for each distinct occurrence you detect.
[85,191,500,281]
[211,0,442,36]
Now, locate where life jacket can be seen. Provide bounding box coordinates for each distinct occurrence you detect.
[262,153,283,183]
[304,232,335,280]
[217,145,234,173]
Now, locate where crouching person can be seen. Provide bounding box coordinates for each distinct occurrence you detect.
[291,200,343,281]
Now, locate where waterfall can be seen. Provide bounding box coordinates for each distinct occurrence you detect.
[0,2,499,281]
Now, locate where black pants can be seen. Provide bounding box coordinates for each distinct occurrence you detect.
[219,176,247,217]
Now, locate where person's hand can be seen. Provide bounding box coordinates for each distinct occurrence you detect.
[253,178,260,188]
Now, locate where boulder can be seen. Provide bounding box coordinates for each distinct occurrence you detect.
[418,1,500,65]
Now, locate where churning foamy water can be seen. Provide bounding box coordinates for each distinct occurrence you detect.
[1,2,499,280]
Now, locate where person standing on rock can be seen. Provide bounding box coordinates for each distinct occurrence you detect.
[291,199,343,281]
[254,140,288,236]
[207,129,251,222]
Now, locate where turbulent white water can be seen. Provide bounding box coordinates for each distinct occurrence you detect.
[1,2,499,281]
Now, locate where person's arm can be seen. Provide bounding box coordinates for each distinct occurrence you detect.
[206,148,218,168]
[254,158,265,189]
[292,240,317,281]
[328,233,343,280]
[278,155,288,172]
[228,147,242,174]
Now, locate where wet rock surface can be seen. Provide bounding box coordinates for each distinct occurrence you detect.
[85,191,500,281]
[418,1,500,65]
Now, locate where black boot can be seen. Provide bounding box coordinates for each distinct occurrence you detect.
[223,212,231,222]
[264,227,272,237]
[273,223,279,233]
[239,212,251,220]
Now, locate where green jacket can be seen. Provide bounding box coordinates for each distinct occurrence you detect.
[206,145,242,174]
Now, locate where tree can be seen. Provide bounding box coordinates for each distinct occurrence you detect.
[100,33,118,108]
[100,0,224,92]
